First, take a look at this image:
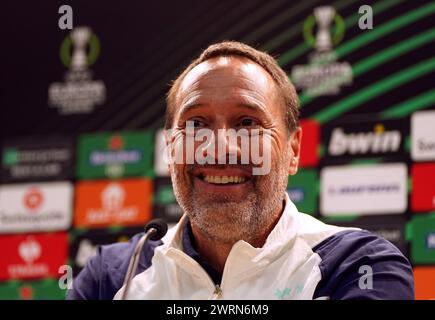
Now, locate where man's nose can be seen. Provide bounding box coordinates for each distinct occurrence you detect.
[214,126,242,165]
[194,125,242,165]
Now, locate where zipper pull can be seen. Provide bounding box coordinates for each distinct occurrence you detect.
[210,284,223,300]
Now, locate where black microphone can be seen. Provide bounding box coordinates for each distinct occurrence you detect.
[121,219,168,300]
[145,219,168,241]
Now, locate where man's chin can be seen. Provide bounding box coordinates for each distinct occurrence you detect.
[192,191,252,205]
[190,201,254,234]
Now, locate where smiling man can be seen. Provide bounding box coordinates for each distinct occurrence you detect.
[68,41,414,300]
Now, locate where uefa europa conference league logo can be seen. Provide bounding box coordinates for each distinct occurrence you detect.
[291,6,353,96]
[48,27,106,114]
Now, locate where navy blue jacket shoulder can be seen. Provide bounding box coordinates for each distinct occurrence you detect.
[312,230,414,299]
[67,233,161,300]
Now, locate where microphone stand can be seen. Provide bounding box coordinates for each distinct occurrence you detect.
[121,227,157,300]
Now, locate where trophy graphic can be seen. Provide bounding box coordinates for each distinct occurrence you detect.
[70,27,91,71]
[314,6,335,52]
[49,25,106,114]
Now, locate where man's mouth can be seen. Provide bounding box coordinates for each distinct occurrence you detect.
[191,167,252,187]
[201,174,247,185]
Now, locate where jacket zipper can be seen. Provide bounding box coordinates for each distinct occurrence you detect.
[211,284,223,300]
[167,248,221,299]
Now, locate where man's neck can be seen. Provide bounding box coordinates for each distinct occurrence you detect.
[189,226,232,275]
[189,199,286,275]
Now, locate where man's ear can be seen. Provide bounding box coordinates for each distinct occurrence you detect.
[288,127,302,176]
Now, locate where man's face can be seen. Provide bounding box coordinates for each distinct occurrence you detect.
[168,56,300,245]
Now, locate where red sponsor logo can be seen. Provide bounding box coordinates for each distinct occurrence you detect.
[23,188,44,211]
[109,135,123,150]
[0,233,68,281]
[412,163,435,212]
[19,285,33,300]
[299,119,319,167]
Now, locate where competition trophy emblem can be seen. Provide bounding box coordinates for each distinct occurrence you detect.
[291,6,353,97]
[48,26,106,114]
[314,6,335,52]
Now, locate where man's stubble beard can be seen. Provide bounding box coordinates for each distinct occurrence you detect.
[170,152,290,246]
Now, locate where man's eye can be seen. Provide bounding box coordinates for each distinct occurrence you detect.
[186,119,205,128]
[239,117,258,127]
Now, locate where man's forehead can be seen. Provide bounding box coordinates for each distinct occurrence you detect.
[179,56,273,95]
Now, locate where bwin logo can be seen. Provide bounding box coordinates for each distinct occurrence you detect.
[328,124,401,156]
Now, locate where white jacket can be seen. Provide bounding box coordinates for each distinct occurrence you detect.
[114,194,353,300]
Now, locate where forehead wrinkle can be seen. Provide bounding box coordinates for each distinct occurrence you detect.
[179,86,268,113]
[180,70,271,105]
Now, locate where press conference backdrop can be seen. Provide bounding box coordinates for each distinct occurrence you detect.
[1,0,435,299]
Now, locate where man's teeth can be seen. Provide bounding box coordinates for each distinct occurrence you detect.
[203,175,246,184]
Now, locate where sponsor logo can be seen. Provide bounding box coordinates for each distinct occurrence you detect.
[0,182,73,233]
[75,240,98,268]
[373,229,402,244]
[86,183,137,224]
[287,188,305,203]
[74,179,152,228]
[411,163,435,212]
[0,279,65,300]
[89,135,143,178]
[153,177,183,222]
[321,163,407,215]
[3,149,18,166]
[417,140,435,152]
[153,178,184,222]
[0,233,68,280]
[164,203,184,219]
[19,285,33,300]
[89,150,142,166]
[426,233,435,249]
[328,124,401,156]
[1,142,73,181]
[328,183,400,195]
[77,131,153,179]
[19,237,42,263]
[154,185,176,205]
[2,148,70,166]
[154,202,184,222]
[299,120,319,167]
[70,228,143,275]
[102,183,125,211]
[48,26,106,114]
[291,6,352,96]
[9,245,50,278]
[287,169,317,215]
[23,188,44,211]
[410,215,435,264]
[411,110,435,161]
[329,216,407,254]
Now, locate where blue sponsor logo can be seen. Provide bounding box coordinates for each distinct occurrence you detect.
[287,188,305,203]
[426,233,435,249]
[89,150,142,166]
